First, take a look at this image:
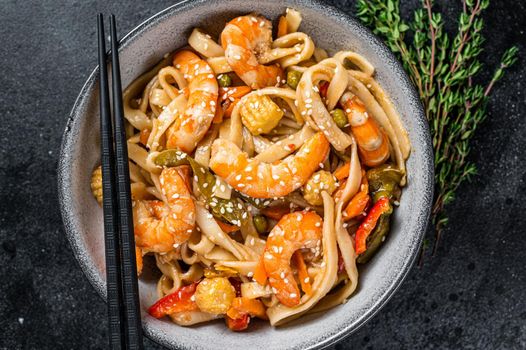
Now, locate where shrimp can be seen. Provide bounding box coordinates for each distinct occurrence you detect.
[209,132,329,198]
[133,167,195,253]
[166,50,219,153]
[221,15,284,89]
[340,92,390,167]
[263,211,323,307]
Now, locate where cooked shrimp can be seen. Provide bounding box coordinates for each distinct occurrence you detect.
[166,50,219,153]
[221,15,284,89]
[133,167,195,253]
[209,132,329,198]
[340,92,390,167]
[263,211,323,307]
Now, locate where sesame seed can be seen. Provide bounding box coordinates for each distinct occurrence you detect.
[290,293,297,298]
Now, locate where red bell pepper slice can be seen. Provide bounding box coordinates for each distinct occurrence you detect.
[225,313,250,331]
[318,81,329,98]
[148,282,199,318]
[355,197,391,255]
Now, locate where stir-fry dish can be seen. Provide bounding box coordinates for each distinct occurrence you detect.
[90,9,411,330]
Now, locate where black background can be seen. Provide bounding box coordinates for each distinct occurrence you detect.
[0,0,524,349]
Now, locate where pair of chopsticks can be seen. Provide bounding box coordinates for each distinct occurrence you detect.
[97,14,144,350]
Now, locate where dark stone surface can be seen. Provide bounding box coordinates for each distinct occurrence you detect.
[0,0,524,349]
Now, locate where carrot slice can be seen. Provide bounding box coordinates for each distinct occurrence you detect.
[135,246,143,276]
[139,128,151,146]
[212,97,224,124]
[253,256,267,286]
[227,297,267,320]
[343,173,370,221]
[343,191,370,221]
[277,16,288,37]
[223,99,239,117]
[215,219,240,233]
[219,86,252,100]
[333,161,350,181]
[292,251,312,296]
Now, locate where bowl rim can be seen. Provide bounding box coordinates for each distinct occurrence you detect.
[58,0,434,348]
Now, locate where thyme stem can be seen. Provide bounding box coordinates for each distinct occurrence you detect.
[356,0,518,257]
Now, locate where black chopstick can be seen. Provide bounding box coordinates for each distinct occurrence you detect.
[97,14,126,349]
[109,14,144,349]
[98,13,144,350]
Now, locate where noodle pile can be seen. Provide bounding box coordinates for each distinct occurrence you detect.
[90,8,410,330]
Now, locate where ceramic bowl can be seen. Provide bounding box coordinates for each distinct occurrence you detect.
[58,0,433,348]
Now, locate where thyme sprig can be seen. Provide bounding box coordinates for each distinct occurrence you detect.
[356,0,518,254]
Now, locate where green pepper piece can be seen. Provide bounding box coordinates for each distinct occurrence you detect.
[330,108,348,128]
[367,164,403,202]
[356,213,391,264]
[154,149,190,167]
[239,194,269,209]
[217,74,232,87]
[253,215,268,234]
[286,70,302,89]
[154,149,247,226]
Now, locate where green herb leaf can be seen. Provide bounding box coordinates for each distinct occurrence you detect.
[356,0,518,255]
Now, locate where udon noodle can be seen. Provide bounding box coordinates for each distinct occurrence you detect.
[90,8,410,330]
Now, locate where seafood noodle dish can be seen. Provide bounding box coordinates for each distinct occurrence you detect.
[90,8,411,331]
